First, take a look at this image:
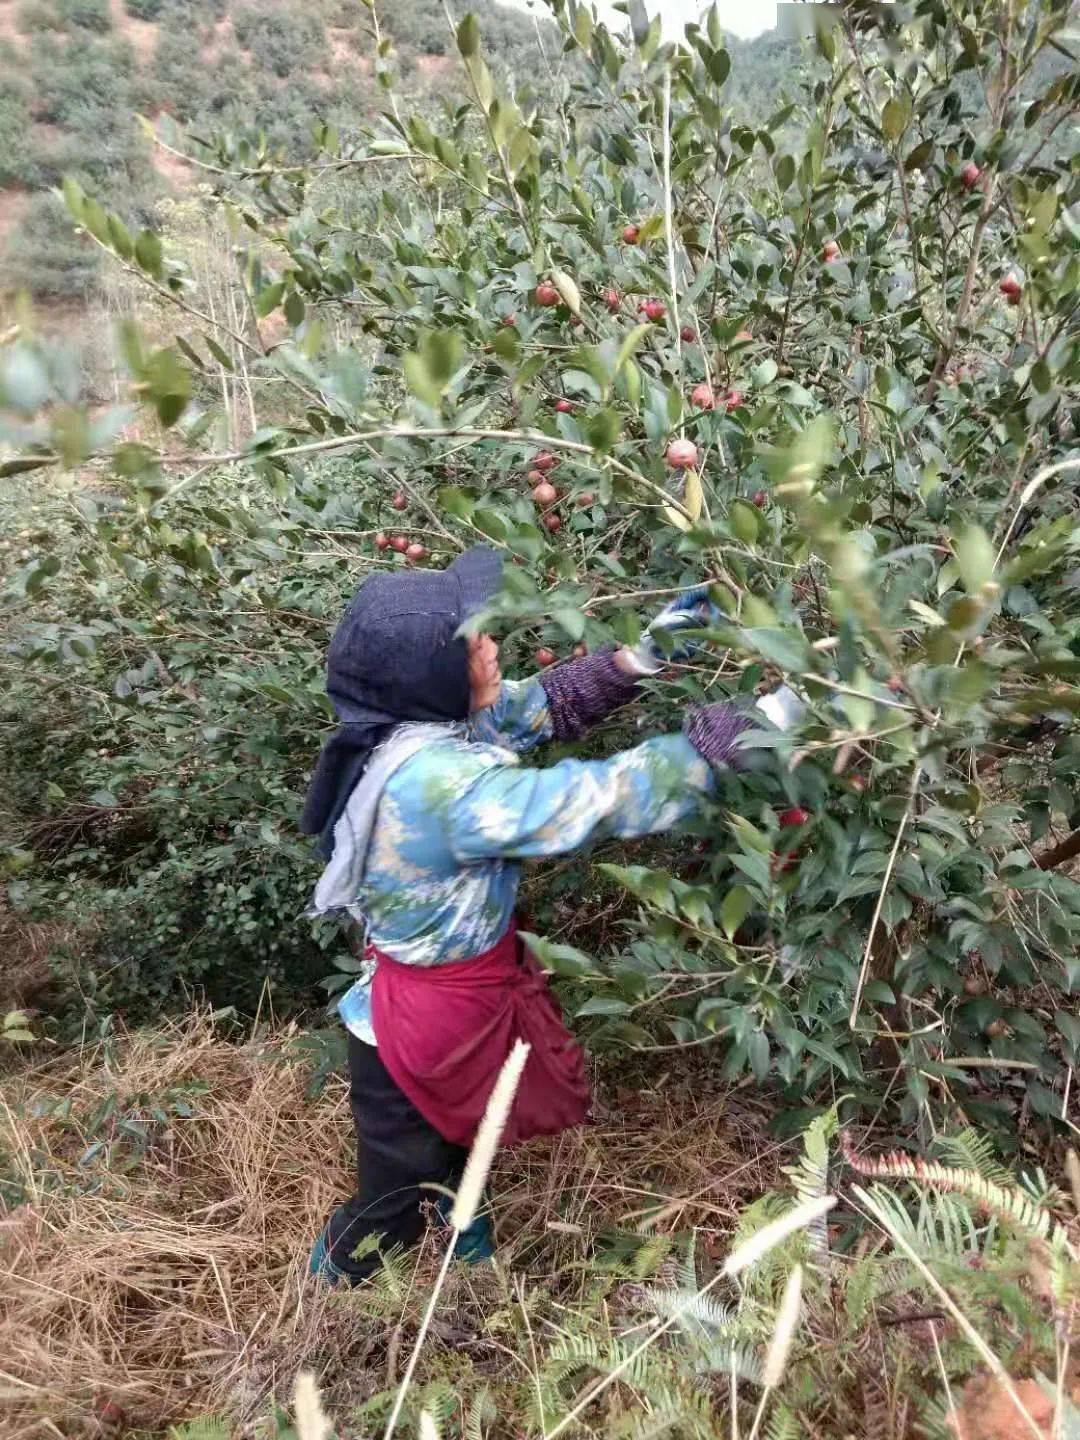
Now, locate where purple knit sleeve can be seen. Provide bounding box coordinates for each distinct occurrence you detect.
[538,649,640,741]
[683,703,757,772]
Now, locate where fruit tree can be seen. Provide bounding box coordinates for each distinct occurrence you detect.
[1,0,1079,1136]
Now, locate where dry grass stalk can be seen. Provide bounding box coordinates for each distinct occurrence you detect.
[384,1041,531,1440]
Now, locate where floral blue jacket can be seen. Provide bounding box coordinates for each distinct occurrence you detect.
[333,676,715,1044]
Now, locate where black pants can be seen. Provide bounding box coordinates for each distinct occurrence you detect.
[325,1034,469,1283]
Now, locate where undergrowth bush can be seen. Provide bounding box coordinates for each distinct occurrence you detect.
[1,0,1079,1141]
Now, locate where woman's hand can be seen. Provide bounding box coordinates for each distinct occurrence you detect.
[617,587,724,676]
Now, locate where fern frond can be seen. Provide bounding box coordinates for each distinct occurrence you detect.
[932,1128,1010,1184]
[462,1386,493,1440]
[641,1283,736,1335]
[631,1233,675,1280]
[609,1383,715,1440]
[765,1401,803,1440]
[841,1133,1077,1258]
[781,1107,839,1260]
[167,1420,231,1440]
[695,1338,765,1385]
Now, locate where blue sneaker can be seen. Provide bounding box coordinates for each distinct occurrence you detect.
[309,1225,348,1286]
[435,1194,495,1263]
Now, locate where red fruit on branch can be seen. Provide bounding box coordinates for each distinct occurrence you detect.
[531,481,558,505]
[543,512,563,532]
[392,490,408,511]
[527,469,545,484]
[642,298,666,322]
[622,223,640,244]
[960,160,981,189]
[535,281,560,307]
[605,288,621,312]
[690,382,715,410]
[665,438,698,469]
[535,647,556,667]
[555,398,574,413]
[531,451,558,472]
[577,491,596,507]
[390,534,408,553]
[406,542,426,562]
[779,806,810,827]
[375,532,390,550]
[999,273,1022,303]
[822,240,840,262]
[752,489,768,508]
[502,313,517,327]
[724,389,744,411]
[680,324,697,342]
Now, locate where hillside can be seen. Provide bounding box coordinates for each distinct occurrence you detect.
[0,0,556,301]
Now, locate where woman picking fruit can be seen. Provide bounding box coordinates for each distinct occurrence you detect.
[303,545,801,1283]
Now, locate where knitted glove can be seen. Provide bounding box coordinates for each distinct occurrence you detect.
[620,587,724,676]
[684,683,806,771]
[538,648,640,741]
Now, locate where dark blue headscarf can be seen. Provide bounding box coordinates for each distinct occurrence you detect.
[300,545,503,857]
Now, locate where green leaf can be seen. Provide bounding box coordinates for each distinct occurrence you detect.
[881,94,911,141]
[721,885,752,939]
[134,228,163,278]
[456,12,480,56]
[553,607,586,641]
[61,174,85,223]
[728,498,763,545]
[741,627,811,671]
[255,281,285,319]
[403,328,465,407]
[615,323,651,377]
[954,524,996,596]
[576,995,632,1018]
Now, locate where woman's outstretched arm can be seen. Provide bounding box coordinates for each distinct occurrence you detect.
[447,704,752,861]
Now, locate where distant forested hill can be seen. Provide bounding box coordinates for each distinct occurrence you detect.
[0,0,559,299]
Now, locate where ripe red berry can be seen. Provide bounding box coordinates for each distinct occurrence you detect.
[392,490,408,511]
[502,313,517,327]
[849,774,867,793]
[622,223,640,244]
[531,451,558,472]
[822,240,840,262]
[999,273,1022,304]
[680,324,697,343]
[375,532,390,550]
[605,288,620,313]
[577,491,596,507]
[535,647,556,667]
[535,281,560,307]
[724,389,744,411]
[527,469,545,484]
[642,298,666,322]
[665,438,698,469]
[406,542,426,562]
[543,512,562,532]
[779,806,810,828]
[752,489,768,508]
[531,481,557,506]
[960,160,981,189]
[555,398,574,413]
[690,382,715,411]
[390,534,408,553]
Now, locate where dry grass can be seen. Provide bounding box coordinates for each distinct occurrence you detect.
[0,1013,778,1439]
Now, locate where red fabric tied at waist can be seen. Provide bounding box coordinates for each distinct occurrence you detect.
[369,928,590,1148]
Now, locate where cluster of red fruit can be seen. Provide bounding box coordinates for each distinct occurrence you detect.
[689,382,744,413]
[374,490,426,562]
[527,450,564,532]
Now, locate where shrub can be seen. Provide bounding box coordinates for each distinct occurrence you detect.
[124,0,165,18]
[0,79,36,187]
[14,0,61,32]
[3,0,1080,1134]
[56,0,111,31]
[2,191,97,297]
